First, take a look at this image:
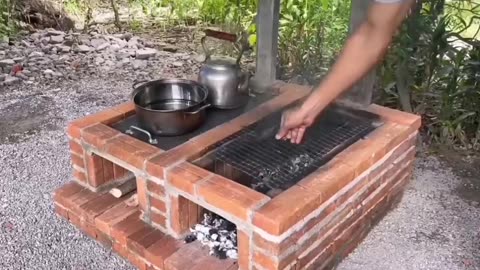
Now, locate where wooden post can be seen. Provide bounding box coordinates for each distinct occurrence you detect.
[340,0,376,106]
[252,0,281,93]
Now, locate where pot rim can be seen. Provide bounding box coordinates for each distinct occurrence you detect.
[132,78,209,113]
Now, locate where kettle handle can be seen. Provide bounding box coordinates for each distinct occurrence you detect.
[201,29,245,65]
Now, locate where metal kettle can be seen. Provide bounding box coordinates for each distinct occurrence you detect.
[198,29,250,109]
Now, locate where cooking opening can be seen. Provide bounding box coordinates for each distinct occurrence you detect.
[181,198,239,260]
[192,105,382,198]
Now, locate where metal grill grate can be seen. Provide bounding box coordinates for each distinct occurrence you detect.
[210,107,380,194]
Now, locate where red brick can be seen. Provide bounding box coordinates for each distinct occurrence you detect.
[301,244,335,270]
[147,180,165,197]
[73,169,87,183]
[136,177,148,213]
[252,250,296,270]
[113,241,129,259]
[104,134,160,170]
[127,225,165,256]
[367,104,422,130]
[151,211,166,228]
[80,192,124,223]
[85,154,104,187]
[63,188,100,217]
[188,199,201,228]
[197,175,270,222]
[189,256,237,270]
[252,185,321,235]
[80,219,98,239]
[112,102,136,119]
[53,181,83,207]
[227,264,240,270]
[71,153,85,168]
[150,196,166,213]
[298,160,356,200]
[69,140,84,155]
[145,146,195,180]
[113,164,127,179]
[164,242,208,270]
[103,159,114,183]
[81,124,120,150]
[145,235,183,269]
[333,139,382,177]
[169,195,192,236]
[95,199,138,235]
[110,211,144,246]
[167,162,211,195]
[128,251,147,270]
[237,229,250,270]
[54,203,69,219]
[96,230,113,248]
[67,108,126,139]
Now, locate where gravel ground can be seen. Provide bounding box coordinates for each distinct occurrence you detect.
[1,66,479,270]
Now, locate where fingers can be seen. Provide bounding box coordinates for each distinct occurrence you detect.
[290,128,298,144]
[295,127,306,144]
[275,126,288,140]
[275,113,288,140]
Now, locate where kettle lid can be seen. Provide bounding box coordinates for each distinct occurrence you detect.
[205,56,239,69]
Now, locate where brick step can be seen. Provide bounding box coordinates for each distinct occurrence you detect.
[53,181,238,270]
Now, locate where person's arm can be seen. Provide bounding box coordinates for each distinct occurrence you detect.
[300,0,415,121]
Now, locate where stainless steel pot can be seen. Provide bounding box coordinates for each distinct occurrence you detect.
[198,29,250,109]
[131,79,210,137]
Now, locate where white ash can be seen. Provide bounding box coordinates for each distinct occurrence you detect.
[184,212,238,260]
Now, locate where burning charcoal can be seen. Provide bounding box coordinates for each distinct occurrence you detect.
[211,234,219,241]
[212,246,227,259]
[226,249,238,260]
[184,234,197,243]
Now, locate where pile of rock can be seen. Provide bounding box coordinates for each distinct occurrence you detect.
[0,28,197,87]
[184,212,238,260]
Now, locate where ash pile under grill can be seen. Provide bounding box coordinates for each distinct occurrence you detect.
[184,212,238,260]
[211,106,380,197]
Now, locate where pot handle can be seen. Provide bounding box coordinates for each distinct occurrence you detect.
[131,80,149,99]
[126,125,158,145]
[185,103,211,115]
[238,72,251,94]
[201,29,244,65]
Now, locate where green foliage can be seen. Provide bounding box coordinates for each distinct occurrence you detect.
[379,0,480,148]
[0,0,14,41]
[278,0,350,80]
[131,0,350,80]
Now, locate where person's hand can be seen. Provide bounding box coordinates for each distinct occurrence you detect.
[275,105,315,144]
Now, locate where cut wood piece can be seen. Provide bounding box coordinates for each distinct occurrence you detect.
[110,177,136,198]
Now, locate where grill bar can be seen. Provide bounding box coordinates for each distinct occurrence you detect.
[208,106,380,194]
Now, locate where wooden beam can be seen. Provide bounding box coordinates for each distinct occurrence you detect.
[252,0,281,93]
[340,0,376,106]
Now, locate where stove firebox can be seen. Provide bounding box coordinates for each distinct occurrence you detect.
[194,106,381,197]
[54,82,421,270]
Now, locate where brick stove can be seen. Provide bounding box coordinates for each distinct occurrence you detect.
[53,82,421,270]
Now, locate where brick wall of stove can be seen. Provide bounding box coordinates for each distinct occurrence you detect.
[248,130,418,270]
[67,102,138,191]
